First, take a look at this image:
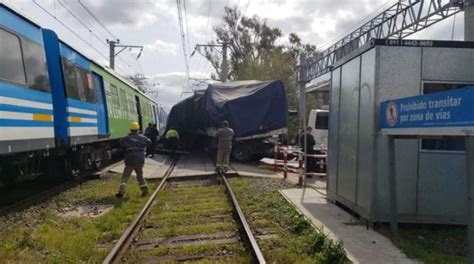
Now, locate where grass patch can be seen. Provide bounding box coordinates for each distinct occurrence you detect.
[0,173,158,263]
[141,221,237,238]
[156,201,230,212]
[124,180,252,261]
[125,242,250,263]
[375,223,468,264]
[229,177,349,264]
[152,208,233,220]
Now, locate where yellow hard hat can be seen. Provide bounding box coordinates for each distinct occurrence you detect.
[130,121,140,130]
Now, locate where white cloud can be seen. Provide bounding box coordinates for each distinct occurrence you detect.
[145,39,179,55]
[5,0,465,111]
[149,71,215,110]
[77,0,158,29]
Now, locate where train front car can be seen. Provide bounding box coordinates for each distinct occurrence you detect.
[43,38,111,175]
[0,4,54,184]
[44,35,158,176]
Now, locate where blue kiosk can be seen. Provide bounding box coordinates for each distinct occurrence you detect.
[381,87,474,261]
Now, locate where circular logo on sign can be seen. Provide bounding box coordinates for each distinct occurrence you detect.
[386,102,398,127]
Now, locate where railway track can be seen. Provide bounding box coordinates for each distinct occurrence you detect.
[103,160,266,263]
[0,160,121,217]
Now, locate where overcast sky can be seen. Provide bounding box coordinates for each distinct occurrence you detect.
[2,0,465,110]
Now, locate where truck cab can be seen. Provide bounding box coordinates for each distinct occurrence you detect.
[308,108,329,150]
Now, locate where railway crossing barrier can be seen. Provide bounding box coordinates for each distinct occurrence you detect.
[272,145,327,187]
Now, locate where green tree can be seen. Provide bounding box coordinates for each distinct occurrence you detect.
[202,6,317,137]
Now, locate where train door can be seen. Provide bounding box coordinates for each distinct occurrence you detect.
[135,95,143,132]
[92,73,108,135]
[152,105,159,127]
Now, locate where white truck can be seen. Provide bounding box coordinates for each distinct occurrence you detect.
[308,108,329,151]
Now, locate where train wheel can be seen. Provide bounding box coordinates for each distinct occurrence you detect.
[79,146,95,172]
[0,161,17,186]
[64,157,80,179]
[80,152,94,171]
[232,145,253,162]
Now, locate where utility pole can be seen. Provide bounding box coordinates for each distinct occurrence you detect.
[465,0,474,41]
[298,53,308,188]
[221,42,228,82]
[107,39,144,70]
[298,53,307,130]
[191,42,229,82]
[464,0,474,261]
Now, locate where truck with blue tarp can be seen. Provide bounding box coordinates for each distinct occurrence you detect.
[165,80,288,161]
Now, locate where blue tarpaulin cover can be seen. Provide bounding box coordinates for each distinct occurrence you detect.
[206,80,288,137]
[165,80,288,139]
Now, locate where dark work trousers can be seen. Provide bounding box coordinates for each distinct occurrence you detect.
[305,150,317,173]
[167,138,178,153]
[118,164,148,195]
[147,139,157,156]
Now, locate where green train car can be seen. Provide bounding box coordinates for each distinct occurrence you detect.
[91,64,159,139]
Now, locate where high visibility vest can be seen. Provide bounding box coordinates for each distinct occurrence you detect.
[166,129,179,139]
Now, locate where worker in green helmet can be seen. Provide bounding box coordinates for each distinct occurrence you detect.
[165,127,180,154]
[116,121,151,199]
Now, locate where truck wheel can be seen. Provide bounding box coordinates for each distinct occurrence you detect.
[232,145,252,162]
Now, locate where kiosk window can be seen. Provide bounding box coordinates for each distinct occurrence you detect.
[421,82,471,151]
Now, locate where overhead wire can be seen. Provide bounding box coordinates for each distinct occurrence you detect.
[317,1,392,50]
[198,0,214,81]
[51,0,137,76]
[183,0,192,58]
[451,14,457,40]
[183,0,202,81]
[205,0,212,40]
[32,1,112,67]
[176,0,191,96]
[237,0,250,25]
[74,0,145,77]
[58,0,136,76]
[77,0,118,40]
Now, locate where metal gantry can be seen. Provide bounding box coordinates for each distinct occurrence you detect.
[302,0,464,83]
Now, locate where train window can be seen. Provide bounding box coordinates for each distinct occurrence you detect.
[21,37,50,92]
[0,28,26,85]
[129,94,137,114]
[109,84,118,105]
[61,59,96,103]
[145,103,150,117]
[75,68,95,103]
[420,82,472,152]
[74,67,87,102]
[62,59,79,100]
[119,89,127,111]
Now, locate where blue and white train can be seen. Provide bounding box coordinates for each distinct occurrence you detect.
[0,3,166,184]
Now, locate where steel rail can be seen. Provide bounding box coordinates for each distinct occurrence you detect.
[219,171,266,264]
[102,158,178,264]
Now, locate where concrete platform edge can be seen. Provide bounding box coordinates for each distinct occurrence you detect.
[278,189,358,263]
